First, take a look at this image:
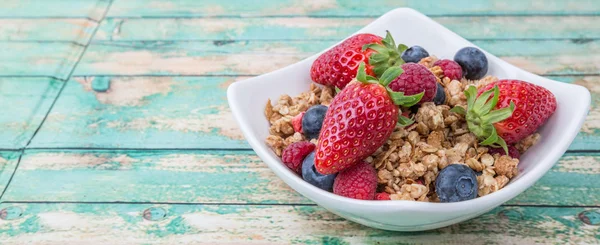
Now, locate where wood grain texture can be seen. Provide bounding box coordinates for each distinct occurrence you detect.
[27,74,599,150]
[0,203,598,244]
[0,43,83,79]
[28,76,248,149]
[0,19,97,44]
[94,16,600,41]
[3,150,599,206]
[0,0,110,20]
[0,151,20,197]
[74,39,600,76]
[0,78,62,149]
[107,0,600,17]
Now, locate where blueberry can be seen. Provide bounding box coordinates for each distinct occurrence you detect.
[301,152,337,191]
[435,164,478,202]
[401,46,429,63]
[433,83,446,105]
[302,105,328,139]
[454,47,488,80]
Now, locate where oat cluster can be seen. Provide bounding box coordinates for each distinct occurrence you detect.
[265,56,540,202]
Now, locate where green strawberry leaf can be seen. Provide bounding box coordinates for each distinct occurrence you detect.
[397,114,414,127]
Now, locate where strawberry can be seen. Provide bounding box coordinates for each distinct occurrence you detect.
[451,79,556,153]
[314,63,423,174]
[310,31,406,89]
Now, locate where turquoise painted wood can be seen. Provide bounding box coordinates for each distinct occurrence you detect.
[0,43,83,79]
[29,76,248,149]
[2,150,599,206]
[0,78,62,149]
[0,151,20,196]
[0,203,598,244]
[94,16,600,41]
[107,0,600,17]
[0,19,96,44]
[1,0,600,242]
[0,0,110,20]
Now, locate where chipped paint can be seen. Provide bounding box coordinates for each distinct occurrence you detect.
[20,152,137,170]
[75,76,175,106]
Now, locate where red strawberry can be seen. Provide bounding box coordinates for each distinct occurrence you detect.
[310,32,406,89]
[282,141,315,174]
[433,59,462,80]
[452,79,556,153]
[333,161,378,200]
[315,63,423,174]
[388,63,438,103]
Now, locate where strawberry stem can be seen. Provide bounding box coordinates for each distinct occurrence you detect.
[362,30,406,78]
[356,62,424,108]
[452,85,515,154]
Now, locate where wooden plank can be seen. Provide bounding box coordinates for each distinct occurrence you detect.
[0,203,598,244]
[0,19,97,44]
[0,0,110,21]
[0,151,20,197]
[74,40,600,76]
[107,0,600,17]
[25,74,600,150]
[94,16,600,41]
[0,43,83,79]
[3,150,600,207]
[28,76,249,149]
[0,78,62,149]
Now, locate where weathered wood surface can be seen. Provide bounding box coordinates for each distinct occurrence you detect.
[1,0,600,243]
[0,43,84,79]
[0,203,598,244]
[0,151,20,197]
[94,16,600,41]
[2,150,599,207]
[0,19,96,43]
[0,78,62,149]
[107,0,600,17]
[0,0,110,20]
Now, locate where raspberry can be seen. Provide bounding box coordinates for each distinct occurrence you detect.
[292,112,304,133]
[375,192,390,200]
[433,59,463,80]
[282,141,315,174]
[388,63,438,103]
[333,161,377,200]
[488,145,521,159]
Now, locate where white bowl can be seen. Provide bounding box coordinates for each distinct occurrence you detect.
[227,8,591,231]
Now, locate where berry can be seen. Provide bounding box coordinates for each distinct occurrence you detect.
[454,47,488,80]
[302,105,328,139]
[488,145,521,159]
[479,80,556,144]
[388,63,438,103]
[433,83,446,105]
[333,162,377,200]
[401,45,429,63]
[433,59,462,80]
[310,32,405,89]
[282,141,315,174]
[435,164,478,202]
[454,80,556,152]
[375,192,391,200]
[301,151,337,191]
[292,112,304,133]
[315,63,422,174]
